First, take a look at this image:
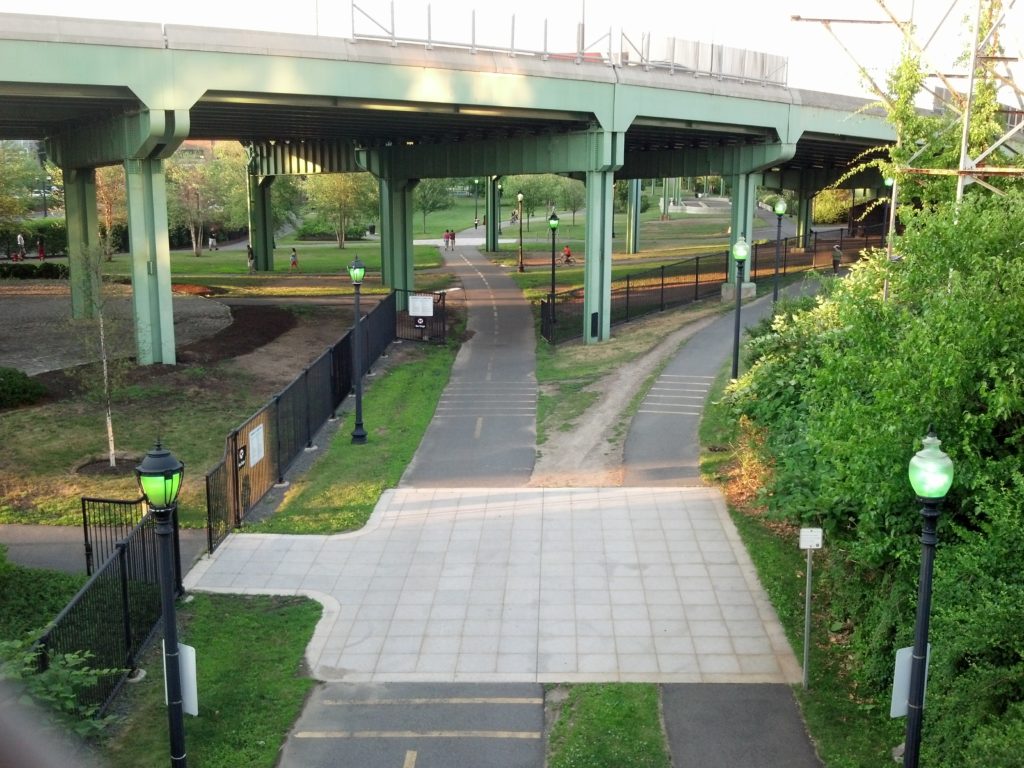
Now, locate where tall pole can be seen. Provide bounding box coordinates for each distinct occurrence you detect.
[156,504,187,768]
[773,213,783,303]
[474,179,479,221]
[550,219,557,332]
[517,193,525,272]
[351,283,367,444]
[903,498,941,768]
[731,259,744,379]
[498,184,503,235]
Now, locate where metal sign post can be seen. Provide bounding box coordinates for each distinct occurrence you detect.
[799,527,823,690]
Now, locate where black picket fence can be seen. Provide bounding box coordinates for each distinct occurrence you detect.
[81,496,145,575]
[541,228,883,343]
[35,506,181,715]
[205,291,400,551]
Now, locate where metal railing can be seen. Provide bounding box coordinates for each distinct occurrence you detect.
[81,496,145,575]
[541,228,884,344]
[351,2,788,86]
[36,507,180,715]
[394,288,448,343]
[205,292,403,551]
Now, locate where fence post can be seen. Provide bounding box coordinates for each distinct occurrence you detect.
[205,473,215,554]
[116,542,134,669]
[660,265,666,311]
[694,257,700,301]
[274,396,286,485]
[783,238,789,274]
[625,276,631,321]
[81,498,94,575]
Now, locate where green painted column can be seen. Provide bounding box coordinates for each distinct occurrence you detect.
[625,178,641,255]
[247,173,276,271]
[379,176,417,305]
[485,176,502,253]
[64,167,101,320]
[124,158,176,365]
[797,178,814,249]
[727,172,759,286]
[583,170,615,343]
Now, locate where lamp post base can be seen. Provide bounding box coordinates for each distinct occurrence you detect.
[351,425,367,445]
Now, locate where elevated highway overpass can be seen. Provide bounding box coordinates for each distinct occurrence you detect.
[0,13,894,362]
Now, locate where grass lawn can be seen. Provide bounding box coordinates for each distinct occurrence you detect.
[0,547,86,639]
[249,341,457,534]
[99,593,320,768]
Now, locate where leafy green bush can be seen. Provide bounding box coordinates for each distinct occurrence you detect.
[0,367,47,409]
[0,261,69,280]
[726,190,1024,763]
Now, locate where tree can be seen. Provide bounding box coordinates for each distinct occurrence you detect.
[0,141,35,226]
[95,165,126,259]
[559,177,586,224]
[304,172,378,247]
[166,141,248,255]
[413,178,453,233]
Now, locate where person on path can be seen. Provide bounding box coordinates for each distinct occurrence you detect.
[832,245,842,274]
[36,236,45,260]
[474,217,479,229]
[562,245,574,265]
[246,244,255,274]
[15,232,25,261]
[290,247,299,271]
[448,229,455,249]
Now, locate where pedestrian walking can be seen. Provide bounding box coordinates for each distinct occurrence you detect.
[832,245,843,274]
[474,217,479,229]
[15,232,25,261]
[449,229,455,249]
[36,236,45,260]
[246,244,255,274]
[290,247,299,271]
[443,229,451,250]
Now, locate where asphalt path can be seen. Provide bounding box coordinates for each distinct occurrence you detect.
[400,242,537,487]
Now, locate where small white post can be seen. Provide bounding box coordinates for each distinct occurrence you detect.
[799,527,823,690]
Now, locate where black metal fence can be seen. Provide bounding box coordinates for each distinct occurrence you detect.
[81,496,145,575]
[205,291,400,551]
[541,227,883,344]
[36,506,181,715]
[394,288,448,343]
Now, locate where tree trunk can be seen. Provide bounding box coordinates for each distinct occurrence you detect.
[97,308,117,468]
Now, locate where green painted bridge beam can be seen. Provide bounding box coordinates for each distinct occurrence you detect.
[47,109,189,169]
[379,176,417,303]
[247,174,276,272]
[64,168,101,320]
[246,140,361,176]
[625,179,641,255]
[485,177,502,253]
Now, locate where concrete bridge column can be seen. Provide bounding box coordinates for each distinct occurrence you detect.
[64,167,101,320]
[625,178,641,254]
[485,176,502,252]
[247,173,276,271]
[379,176,417,305]
[583,170,615,343]
[124,158,176,365]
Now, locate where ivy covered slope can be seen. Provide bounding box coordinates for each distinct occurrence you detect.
[727,190,1024,766]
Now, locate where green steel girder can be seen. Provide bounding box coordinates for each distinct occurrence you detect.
[64,168,101,320]
[245,139,361,176]
[622,142,798,180]
[47,109,189,169]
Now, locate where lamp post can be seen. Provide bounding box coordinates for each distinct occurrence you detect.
[497,183,503,235]
[772,197,787,304]
[730,237,750,380]
[348,257,367,444]
[517,191,525,272]
[903,432,954,768]
[135,442,187,768]
[473,179,480,222]
[548,212,559,334]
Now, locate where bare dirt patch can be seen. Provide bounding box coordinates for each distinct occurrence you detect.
[529,308,722,488]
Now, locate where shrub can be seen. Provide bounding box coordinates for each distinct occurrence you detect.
[0,262,69,280]
[0,367,47,409]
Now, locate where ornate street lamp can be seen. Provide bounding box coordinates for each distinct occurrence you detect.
[903,431,954,768]
[730,237,750,379]
[347,257,367,444]
[517,191,525,272]
[473,178,480,222]
[135,442,187,768]
[773,197,787,304]
[548,212,559,336]
[497,183,503,235]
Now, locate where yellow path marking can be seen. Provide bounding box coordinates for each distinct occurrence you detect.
[296,730,542,740]
[322,697,543,706]
[403,750,417,768]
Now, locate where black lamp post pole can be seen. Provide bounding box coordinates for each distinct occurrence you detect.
[550,224,557,331]
[351,283,367,444]
[474,180,479,220]
[731,260,744,379]
[773,213,783,303]
[517,196,525,272]
[155,503,187,768]
[903,497,942,768]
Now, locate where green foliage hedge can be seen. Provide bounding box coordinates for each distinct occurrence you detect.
[1,218,68,257]
[727,190,1024,765]
[0,261,69,280]
[0,367,47,409]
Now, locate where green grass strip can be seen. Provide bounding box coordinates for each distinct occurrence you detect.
[249,343,456,534]
[547,684,671,768]
[101,594,320,768]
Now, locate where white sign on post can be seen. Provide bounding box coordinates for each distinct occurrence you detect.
[408,295,434,317]
[799,527,823,550]
[163,641,199,717]
[249,424,265,467]
[890,644,931,718]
